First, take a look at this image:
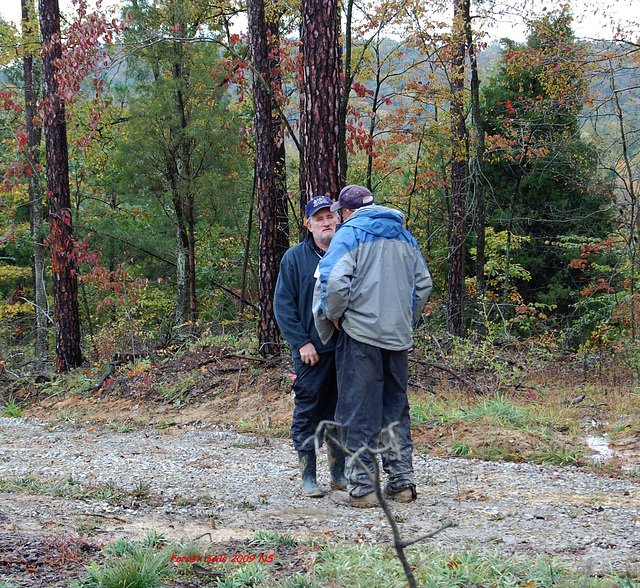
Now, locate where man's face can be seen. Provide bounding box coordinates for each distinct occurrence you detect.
[308,208,338,246]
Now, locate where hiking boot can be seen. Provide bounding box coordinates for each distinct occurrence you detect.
[326,441,348,491]
[385,485,417,503]
[330,490,379,508]
[298,450,325,498]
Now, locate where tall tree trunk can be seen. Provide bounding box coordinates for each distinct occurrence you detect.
[365,43,382,191]
[40,0,83,371]
[23,0,48,370]
[248,0,280,357]
[187,195,197,325]
[299,0,341,224]
[267,13,290,259]
[167,15,196,328]
[466,2,486,335]
[338,0,355,188]
[447,0,468,337]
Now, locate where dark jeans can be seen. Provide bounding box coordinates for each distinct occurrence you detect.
[291,351,338,451]
[335,330,414,496]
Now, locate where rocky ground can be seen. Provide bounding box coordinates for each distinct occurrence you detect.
[1,412,639,586]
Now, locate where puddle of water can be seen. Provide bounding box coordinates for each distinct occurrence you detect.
[585,436,617,461]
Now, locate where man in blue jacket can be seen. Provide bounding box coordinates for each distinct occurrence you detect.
[274,195,347,497]
[314,185,432,507]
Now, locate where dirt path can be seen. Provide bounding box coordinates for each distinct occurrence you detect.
[1,415,639,583]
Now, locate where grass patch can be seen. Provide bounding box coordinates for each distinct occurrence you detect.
[234,418,290,438]
[463,394,552,431]
[447,441,472,457]
[410,396,466,427]
[0,474,146,504]
[530,444,584,466]
[411,393,556,434]
[69,531,634,588]
[249,530,298,548]
[312,543,632,587]
[106,419,135,433]
[73,532,171,588]
[2,397,23,418]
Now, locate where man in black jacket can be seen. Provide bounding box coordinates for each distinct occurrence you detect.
[274,196,347,497]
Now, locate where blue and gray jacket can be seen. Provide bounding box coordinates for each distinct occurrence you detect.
[314,204,432,351]
[274,234,336,359]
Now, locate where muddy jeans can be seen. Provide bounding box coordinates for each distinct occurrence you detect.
[335,331,414,497]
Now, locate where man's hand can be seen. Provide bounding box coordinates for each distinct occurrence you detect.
[299,342,320,366]
[331,319,340,330]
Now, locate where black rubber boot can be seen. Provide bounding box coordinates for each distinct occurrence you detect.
[298,450,325,498]
[326,441,348,491]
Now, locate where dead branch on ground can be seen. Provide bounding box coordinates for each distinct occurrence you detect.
[409,357,483,394]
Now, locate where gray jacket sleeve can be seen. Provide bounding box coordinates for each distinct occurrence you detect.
[312,275,335,345]
[413,253,433,324]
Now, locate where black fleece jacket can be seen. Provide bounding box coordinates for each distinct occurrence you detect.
[274,234,336,359]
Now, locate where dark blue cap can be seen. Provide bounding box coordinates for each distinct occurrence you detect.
[305,195,334,219]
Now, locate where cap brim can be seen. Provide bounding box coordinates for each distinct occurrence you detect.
[329,202,342,212]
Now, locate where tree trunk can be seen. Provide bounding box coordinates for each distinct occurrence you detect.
[338,0,355,188]
[299,0,341,223]
[365,44,383,191]
[40,0,83,371]
[175,224,189,327]
[168,22,196,328]
[267,14,290,259]
[248,0,280,357]
[23,0,48,371]
[466,2,486,335]
[447,0,468,337]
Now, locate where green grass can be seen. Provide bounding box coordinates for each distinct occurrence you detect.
[312,543,633,587]
[106,419,135,433]
[410,397,466,427]
[73,535,172,588]
[529,444,584,466]
[234,418,290,438]
[0,474,133,503]
[2,397,23,418]
[215,562,271,587]
[448,441,472,456]
[411,393,555,435]
[70,534,634,588]
[249,530,298,548]
[463,394,551,431]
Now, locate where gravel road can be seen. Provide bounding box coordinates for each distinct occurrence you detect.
[1,416,639,578]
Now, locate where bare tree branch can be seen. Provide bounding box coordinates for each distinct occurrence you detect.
[309,421,451,588]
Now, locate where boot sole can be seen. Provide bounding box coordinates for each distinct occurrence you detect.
[330,490,379,508]
[302,488,326,498]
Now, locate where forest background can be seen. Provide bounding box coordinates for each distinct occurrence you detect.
[0,0,639,380]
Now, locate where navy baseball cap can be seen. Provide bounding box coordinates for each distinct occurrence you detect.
[330,185,374,212]
[305,195,334,219]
